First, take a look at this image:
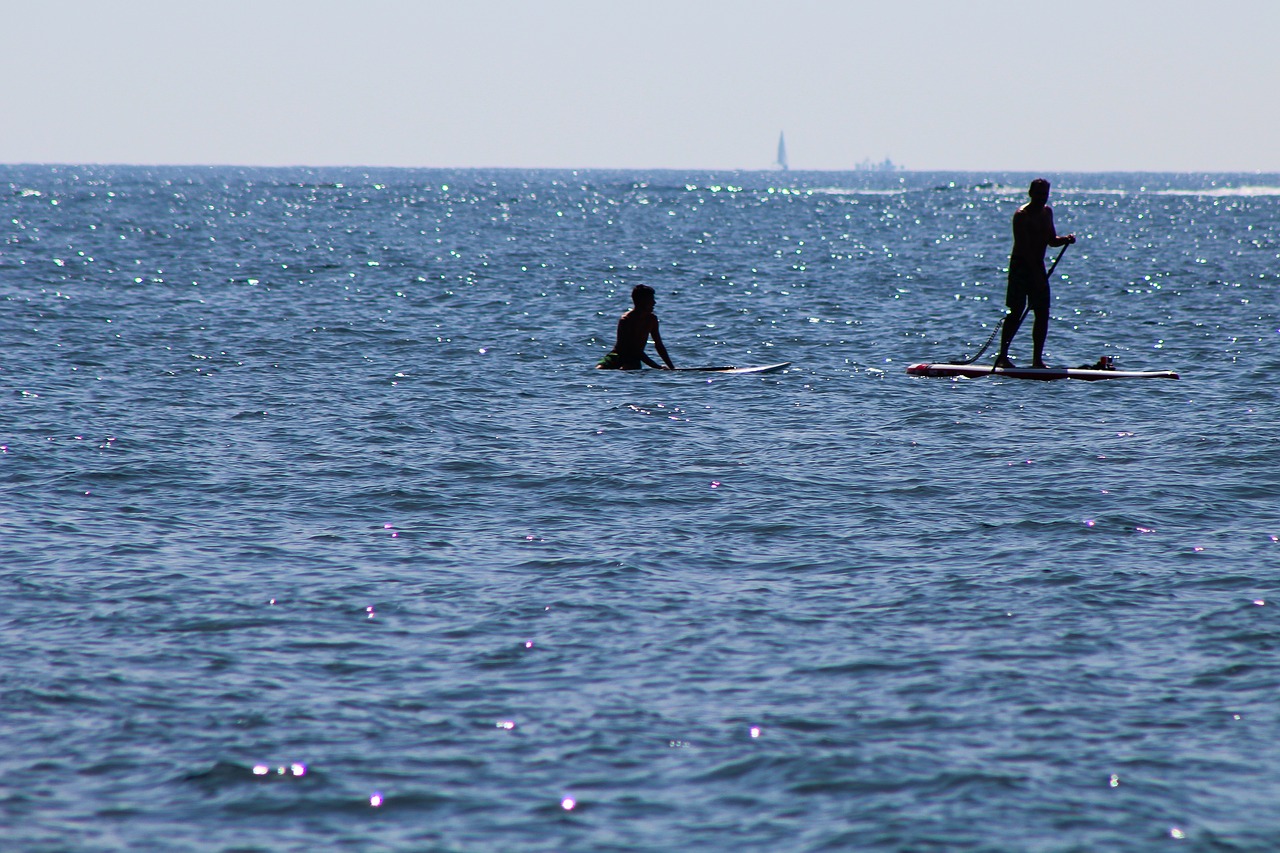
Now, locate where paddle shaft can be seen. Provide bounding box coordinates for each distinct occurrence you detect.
[1046,241,1069,278]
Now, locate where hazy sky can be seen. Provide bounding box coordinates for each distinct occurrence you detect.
[3,1,1276,172]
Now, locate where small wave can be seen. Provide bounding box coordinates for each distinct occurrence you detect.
[1153,185,1280,197]
[805,187,909,197]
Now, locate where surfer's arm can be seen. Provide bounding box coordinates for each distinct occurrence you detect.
[650,320,674,369]
[1044,207,1075,247]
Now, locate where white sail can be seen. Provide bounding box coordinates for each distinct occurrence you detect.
[776,132,788,171]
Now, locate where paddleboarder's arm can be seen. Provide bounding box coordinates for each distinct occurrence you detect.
[650,318,674,369]
[1044,206,1076,248]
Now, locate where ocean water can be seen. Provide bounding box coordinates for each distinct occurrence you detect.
[2,165,1279,851]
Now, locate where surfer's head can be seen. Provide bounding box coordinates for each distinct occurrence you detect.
[1028,178,1051,202]
[631,284,656,309]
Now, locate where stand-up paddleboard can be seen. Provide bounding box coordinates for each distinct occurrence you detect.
[906,362,1179,381]
[674,362,791,375]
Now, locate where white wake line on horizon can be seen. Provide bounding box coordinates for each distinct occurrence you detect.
[1153,186,1280,197]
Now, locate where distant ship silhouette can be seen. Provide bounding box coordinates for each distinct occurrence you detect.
[856,156,903,172]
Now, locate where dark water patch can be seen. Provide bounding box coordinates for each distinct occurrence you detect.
[162,618,281,634]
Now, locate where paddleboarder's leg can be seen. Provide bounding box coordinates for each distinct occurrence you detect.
[996,271,1027,367]
[996,316,1019,367]
[1029,274,1051,369]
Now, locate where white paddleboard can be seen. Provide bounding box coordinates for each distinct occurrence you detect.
[674,362,791,375]
[906,362,1179,381]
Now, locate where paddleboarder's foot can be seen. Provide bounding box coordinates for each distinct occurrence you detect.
[993,356,1015,369]
[1032,361,1048,370]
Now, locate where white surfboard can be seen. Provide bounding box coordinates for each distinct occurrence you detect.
[674,362,792,375]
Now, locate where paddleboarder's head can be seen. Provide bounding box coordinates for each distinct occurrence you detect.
[1028,178,1050,203]
[631,284,655,309]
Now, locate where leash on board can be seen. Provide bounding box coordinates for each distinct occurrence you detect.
[952,243,1070,365]
[952,320,1006,366]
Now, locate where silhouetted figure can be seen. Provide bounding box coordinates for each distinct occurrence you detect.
[596,284,675,370]
[995,178,1076,369]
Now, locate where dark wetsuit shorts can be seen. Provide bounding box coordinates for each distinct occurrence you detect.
[596,351,641,370]
[1006,260,1050,316]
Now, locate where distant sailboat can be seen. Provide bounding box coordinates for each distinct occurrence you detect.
[776,132,789,171]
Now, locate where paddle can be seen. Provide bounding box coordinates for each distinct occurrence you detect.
[1046,241,1070,278]
[954,242,1069,365]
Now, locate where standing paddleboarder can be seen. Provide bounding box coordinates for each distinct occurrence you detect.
[994,178,1076,369]
[596,284,675,370]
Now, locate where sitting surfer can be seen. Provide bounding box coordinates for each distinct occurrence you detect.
[596,284,675,370]
[994,178,1076,369]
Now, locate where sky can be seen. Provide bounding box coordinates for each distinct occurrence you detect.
[3,1,1277,172]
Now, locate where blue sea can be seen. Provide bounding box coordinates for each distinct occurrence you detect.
[2,165,1279,851]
